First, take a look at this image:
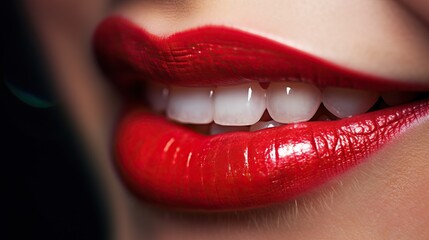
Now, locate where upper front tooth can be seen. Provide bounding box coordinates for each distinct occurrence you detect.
[322,87,379,118]
[266,82,321,123]
[214,82,266,126]
[166,86,214,124]
[146,83,169,112]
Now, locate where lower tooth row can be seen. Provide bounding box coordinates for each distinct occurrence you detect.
[147,82,387,126]
[209,120,284,135]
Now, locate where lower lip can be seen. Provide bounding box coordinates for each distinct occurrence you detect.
[116,99,429,210]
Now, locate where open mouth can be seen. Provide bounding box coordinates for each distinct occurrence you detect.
[93,16,429,211]
[145,82,428,135]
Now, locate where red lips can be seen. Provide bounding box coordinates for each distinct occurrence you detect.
[93,16,429,210]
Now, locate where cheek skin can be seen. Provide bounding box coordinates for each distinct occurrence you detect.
[399,0,429,24]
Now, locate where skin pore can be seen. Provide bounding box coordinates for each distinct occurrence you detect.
[25,0,429,239]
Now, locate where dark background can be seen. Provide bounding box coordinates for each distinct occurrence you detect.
[1,0,108,239]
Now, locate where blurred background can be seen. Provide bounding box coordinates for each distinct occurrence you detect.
[1,0,107,239]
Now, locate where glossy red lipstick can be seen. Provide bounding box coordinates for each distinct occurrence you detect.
[94,17,429,92]
[117,101,429,210]
[93,16,429,210]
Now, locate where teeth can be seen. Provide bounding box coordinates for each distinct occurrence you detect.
[266,82,321,123]
[166,86,214,124]
[381,91,417,106]
[214,83,266,126]
[146,83,169,112]
[322,87,379,118]
[157,82,389,127]
[250,120,283,132]
[210,123,249,135]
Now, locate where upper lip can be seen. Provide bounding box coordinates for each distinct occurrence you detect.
[94,16,429,92]
[93,16,429,210]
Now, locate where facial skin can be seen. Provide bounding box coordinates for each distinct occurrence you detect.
[25,0,429,239]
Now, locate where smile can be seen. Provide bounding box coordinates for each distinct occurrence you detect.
[93,16,429,210]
